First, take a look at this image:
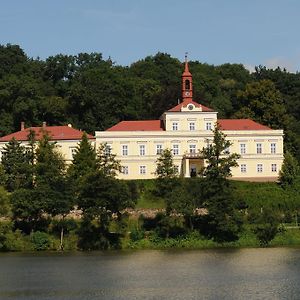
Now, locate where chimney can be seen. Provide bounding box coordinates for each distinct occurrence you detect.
[20,122,25,131]
[42,121,46,128]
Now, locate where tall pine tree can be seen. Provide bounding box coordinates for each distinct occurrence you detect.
[1,138,32,191]
[200,124,242,242]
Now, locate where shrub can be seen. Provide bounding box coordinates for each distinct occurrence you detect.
[252,208,282,246]
[130,227,144,241]
[31,231,50,250]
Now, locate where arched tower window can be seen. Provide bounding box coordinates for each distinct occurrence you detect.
[185,79,190,90]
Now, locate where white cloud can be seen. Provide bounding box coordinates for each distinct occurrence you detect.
[264,57,296,72]
[243,64,256,73]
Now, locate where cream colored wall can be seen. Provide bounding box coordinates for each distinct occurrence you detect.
[95,128,284,180]
[96,130,213,179]
[0,139,96,165]
[225,130,284,179]
[163,111,217,131]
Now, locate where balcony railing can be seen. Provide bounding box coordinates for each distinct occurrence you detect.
[183,152,203,159]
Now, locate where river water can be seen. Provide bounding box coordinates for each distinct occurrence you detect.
[0,248,299,300]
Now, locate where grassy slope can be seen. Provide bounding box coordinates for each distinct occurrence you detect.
[135,178,300,211]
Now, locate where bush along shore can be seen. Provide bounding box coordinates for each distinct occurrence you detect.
[0,125,300,251]
[1,215,300,252]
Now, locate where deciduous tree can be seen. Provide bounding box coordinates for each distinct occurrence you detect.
[77,171,132,250]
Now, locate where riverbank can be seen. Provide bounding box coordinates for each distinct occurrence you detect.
[1,221,300,252]
[1,178,300,252]
[123,227,300,250]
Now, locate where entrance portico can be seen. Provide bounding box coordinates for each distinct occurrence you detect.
[182,153,204,177]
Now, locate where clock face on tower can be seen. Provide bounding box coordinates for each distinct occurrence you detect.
[185,91,190,96]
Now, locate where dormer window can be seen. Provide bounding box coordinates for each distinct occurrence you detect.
[172,122,178,131]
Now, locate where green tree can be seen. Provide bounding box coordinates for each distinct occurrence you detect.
[279,151,299,188]
[130,53,182,118]
[155,148,178,178]
[200,124,242,242]
[252,208,282,247]
[78,171,132,250]
[67,132,98,191]
[11,188,43,231]
[154,148,179,206]
[0,186,10,217]
[235,80,289,130]
[1,138,32,191]
[97,143,121,178]
[34,132,72,249]
[167,179,199,230]
[201,123,240,179]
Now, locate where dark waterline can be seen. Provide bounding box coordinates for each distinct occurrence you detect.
[0,248,300,300]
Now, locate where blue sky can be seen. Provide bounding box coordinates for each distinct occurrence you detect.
[1,0,300,71]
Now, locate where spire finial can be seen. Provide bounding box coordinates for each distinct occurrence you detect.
[184,52,190,73]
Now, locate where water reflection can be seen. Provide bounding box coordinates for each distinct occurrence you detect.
[0,248,299,300]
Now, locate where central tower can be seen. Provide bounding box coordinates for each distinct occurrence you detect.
[181,53,193,101]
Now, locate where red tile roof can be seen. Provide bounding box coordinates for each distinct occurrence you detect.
[106,119,271,132]
[107,120,163,131]
[218,119,272,130]
[168,99,213,112]
[0,126,94,142]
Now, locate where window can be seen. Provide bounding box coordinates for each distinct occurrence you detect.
[122,145,128,156]
[206,122,212,131]
[271,143,276,154]
[139,165,146,175]
[172,122,178,131]
[122,166,129,175]
[240,144,246,154]
[156,144,163,155]
[257,164,263,173]
[189,144,196,154]
[256,143,262,154]
[224,146,230,154]
[241,164,247,173]
[185,79,190,90]
[105,144,112,155]
[189,122,195,131]
[70,147,77,158]
[139,145,145,156]
[172,144,179,155]
[271,164,277,172]
[174,165,179,174]
[205,139,212,148]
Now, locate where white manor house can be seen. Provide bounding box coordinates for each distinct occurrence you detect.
[95,59,284,181]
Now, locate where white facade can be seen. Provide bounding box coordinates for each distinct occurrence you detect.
[96,109,284,181]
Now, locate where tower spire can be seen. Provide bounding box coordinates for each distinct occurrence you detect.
[184,52,189,72]
[182,53,193,100]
